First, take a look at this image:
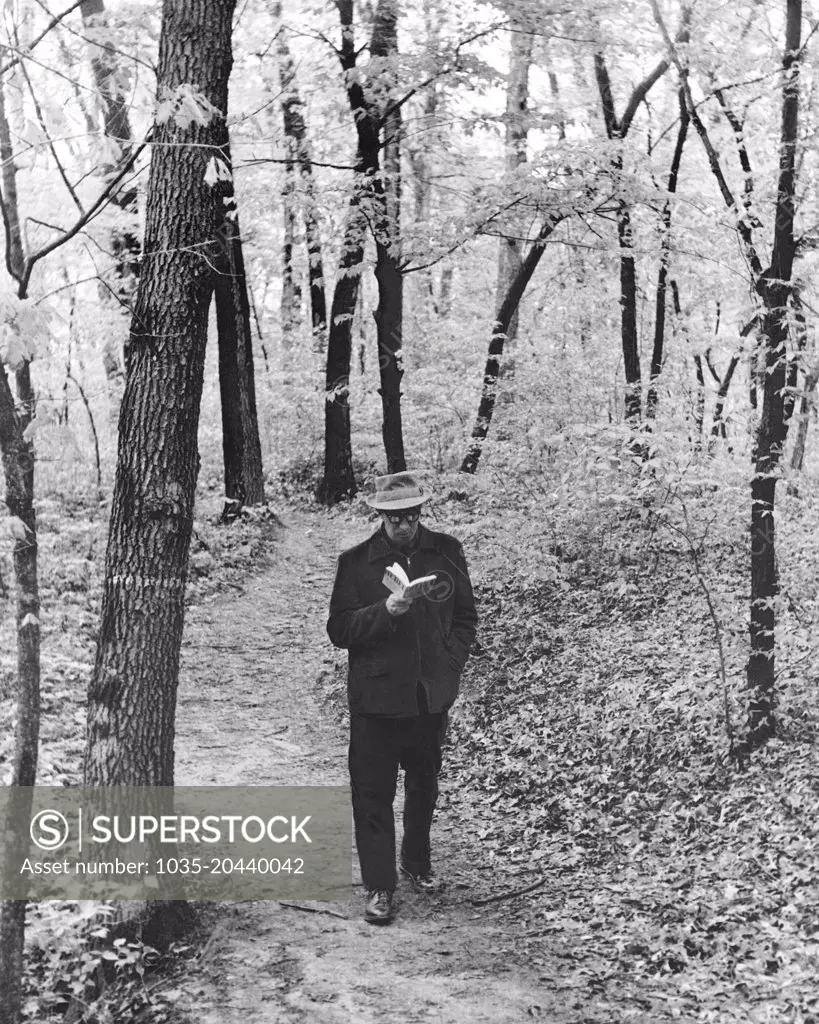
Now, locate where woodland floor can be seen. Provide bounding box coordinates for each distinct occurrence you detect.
[170,507,565,1024]
[5,487,818,1023]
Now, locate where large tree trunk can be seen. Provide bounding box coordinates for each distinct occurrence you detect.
[213,134,265,514]
[0,359,39,1024]
[86,0,235,785]
[744,0,801,752]
[81,0,139,425]
[317,197,367,503]
[370,0,406,473]
[273,1,326,348]
[0,74,40,1024]
[461,214,565,474]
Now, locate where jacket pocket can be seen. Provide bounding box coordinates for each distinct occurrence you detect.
[443,635,463,673]
[363,656,391,678]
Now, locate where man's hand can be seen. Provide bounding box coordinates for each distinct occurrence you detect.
[386,593,413,616]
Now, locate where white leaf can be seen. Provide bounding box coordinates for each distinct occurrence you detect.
[8,516,30,541]
[203,155,220,188]
[156,84,222,129]
[22,417,44,441]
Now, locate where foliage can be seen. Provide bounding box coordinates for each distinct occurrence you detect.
[441,463,819,1020]
[22,902,197,1024]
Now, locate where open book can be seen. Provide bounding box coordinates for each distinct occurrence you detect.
[382,562,437,601]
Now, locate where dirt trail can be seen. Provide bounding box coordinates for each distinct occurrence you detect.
[172,507,562,1023]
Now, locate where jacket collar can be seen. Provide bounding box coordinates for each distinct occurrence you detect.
[367,523,439,562]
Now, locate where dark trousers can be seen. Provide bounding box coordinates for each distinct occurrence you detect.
[349,696,448,892]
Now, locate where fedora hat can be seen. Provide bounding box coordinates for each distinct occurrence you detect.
[366,471,429,510]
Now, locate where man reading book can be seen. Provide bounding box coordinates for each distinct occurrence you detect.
[327,471,478,925]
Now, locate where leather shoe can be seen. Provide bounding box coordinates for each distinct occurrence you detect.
[364,889,395,925]
[400,865,441,893]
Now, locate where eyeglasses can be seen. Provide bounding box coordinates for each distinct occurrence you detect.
[384,510,421,525]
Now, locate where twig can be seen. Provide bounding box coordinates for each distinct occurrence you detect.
[67,371,103,501]
[663,505,735,756]
[17,133,150,298]
[470,876,546,906]
[0,0,85,77]
[276,901,348,919]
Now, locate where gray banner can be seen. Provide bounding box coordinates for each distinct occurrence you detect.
[0,786,351,901]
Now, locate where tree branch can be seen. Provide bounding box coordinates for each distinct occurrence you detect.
[17,134,149,298]
[650,0,763,280]
[0,0,85,77]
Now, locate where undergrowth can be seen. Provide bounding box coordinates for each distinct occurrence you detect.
[0,482,282,1022]
[441,463,819,1023]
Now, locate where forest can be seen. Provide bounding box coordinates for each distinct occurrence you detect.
[1,0,819,1020]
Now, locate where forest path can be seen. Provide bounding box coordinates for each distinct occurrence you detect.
[171,505,563,1024]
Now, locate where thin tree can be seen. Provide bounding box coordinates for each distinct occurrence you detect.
[367,0,406,472]
[460,210,566,474]
[594,17,688,423]
[80,0,139,421]
[212,132,266,515]
[645,89,689,421]
[744,0,802,747]
[653,0,803,752]
[273,1,326,347]
[318,198,368,503]
[319,0,405,499]
[495,18,534,400]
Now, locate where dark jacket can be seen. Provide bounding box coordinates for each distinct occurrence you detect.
[327,524,478,717]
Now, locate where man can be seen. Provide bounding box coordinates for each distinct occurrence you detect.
[327,471,478,925]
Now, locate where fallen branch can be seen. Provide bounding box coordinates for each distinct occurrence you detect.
[276,901,348,919]
[470,876,546,906]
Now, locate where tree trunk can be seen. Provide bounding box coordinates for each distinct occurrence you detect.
[317,198,367,503]
[86,0,235,786]
[438,264,453,317]
[617,205,641,422]
[646,88,688,421]
[495,22,533,400]
[789,361,819,475]
[279,160,302,361]
[0,361,39,1024]
[370,0,406,473]
[692,354,705,450]
[0,70,40,1024]
[81,0,139,425]
[461,214,565,474]
[273,1,326,348]
[213,134,265,514]
[593,45,681,423]
[707,316,756,447]
[744,0,801,752]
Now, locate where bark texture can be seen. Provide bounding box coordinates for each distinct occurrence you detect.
[0,73,39,1024]
[85,0,236,786]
